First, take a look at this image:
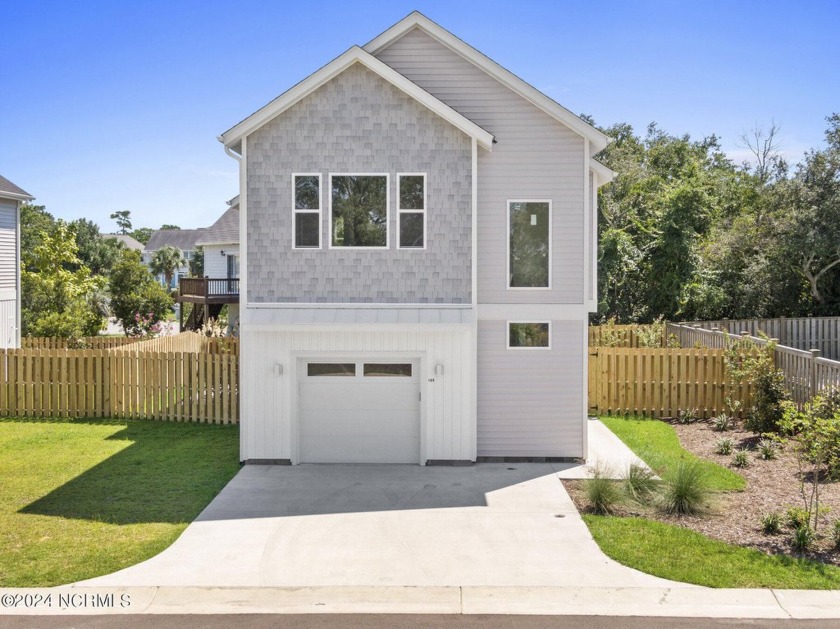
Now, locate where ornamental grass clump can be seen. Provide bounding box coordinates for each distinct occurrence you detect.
[583,467,623,515]
[714,438,733,455]
[660,461,713,516]
[761,512,782,534]
[732,449,750,468]
[623,463,659,503]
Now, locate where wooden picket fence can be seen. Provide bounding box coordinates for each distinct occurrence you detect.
[588,347,751,418]
[22,336,139,350]
[0,348,238,423]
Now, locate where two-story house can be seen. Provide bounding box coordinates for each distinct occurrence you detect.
[221,12,614,464]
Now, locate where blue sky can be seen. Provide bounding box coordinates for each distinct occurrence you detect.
[2,0,838,230]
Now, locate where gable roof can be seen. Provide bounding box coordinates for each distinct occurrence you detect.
[219,46,494,153]
[196,205,239,246]
[102,233,144,251]
[364,12,611,154]
[144,228,206,253]
[0,175,33,202]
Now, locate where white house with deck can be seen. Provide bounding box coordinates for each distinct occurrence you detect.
[0,175,32,349]
[221,12,614,464]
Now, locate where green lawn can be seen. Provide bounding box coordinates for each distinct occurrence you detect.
[584,515,840,589]
[600,415,745,491]
[0,418,240,587]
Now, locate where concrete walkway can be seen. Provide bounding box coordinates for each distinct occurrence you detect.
[28,419,831,617]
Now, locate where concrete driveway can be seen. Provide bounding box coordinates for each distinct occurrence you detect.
[83,461,688,589]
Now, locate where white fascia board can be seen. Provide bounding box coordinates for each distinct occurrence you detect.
[364,12,612,153]
[590,158,617,186]
[0,191,34,203]
[220,45,494,152]
[195,240,239,247]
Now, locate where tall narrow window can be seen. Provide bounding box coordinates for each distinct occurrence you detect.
[293,174,321,248]
[330,174,388,248]
[508,200,550,288]
[398,173,425,249]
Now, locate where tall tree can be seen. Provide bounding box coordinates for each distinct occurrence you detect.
[110,210,132,235]
[69,218,123,276]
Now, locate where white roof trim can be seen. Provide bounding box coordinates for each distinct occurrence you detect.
[220,46,494,152]
[590,158,617,186]
[0,190,33,202]
[364,12,611,153]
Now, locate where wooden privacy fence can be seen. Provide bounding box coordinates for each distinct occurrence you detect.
[588,347,750,418]
[666,323,840,406]
[113,332,239,355]
[682,316,840,361]
[0,348,238,423]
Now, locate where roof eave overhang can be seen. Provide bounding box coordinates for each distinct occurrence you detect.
[590,158,617,186]
[220,45,494,152]
[0,191,34,202]
[363,12,611,153]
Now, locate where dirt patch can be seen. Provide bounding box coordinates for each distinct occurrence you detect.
[564,419,840,565]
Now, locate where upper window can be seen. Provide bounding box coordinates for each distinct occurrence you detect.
[330,174,388,248]
[293,174,321,249]
[398,174,425,249]
[508,200,551,288]
[508,322,550,349]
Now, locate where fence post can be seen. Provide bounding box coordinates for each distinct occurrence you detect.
[810,349,821,399]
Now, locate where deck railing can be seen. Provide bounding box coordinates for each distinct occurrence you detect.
[179,277,239,299]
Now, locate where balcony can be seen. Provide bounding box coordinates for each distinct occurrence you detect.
[177,277,239,304]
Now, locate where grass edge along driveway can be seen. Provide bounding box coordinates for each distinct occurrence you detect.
[588,416,840,589]
[0,418,239,587]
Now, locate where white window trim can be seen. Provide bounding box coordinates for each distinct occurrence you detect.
[328,173,390,250]
[506,199,552,291]
[506,321,552,350]
[292,173,322,249]
[397,172,427,250]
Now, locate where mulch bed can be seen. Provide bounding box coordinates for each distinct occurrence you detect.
[563,418,840,566]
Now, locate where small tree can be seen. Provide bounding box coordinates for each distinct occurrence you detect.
[21,221,105,339]
[109,250,173,337]
[778,391,840,534]
[724,335,789,433]
[150,245,186,289]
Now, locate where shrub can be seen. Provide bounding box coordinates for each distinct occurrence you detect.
[677,408,699,424]
[761,512,781,534]
[757,438,777,460]
[725,337,789,434]
[714,438,733,455]
[786,507,810,530]
[712,414,734,432]
[584,470,623,515]
[660,461,712,516]
[791,525,815,553]
[623,463,659,503]
[732,449,750,468]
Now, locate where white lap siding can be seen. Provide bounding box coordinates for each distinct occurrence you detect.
[477,319,586,459]
[240,325,475,464]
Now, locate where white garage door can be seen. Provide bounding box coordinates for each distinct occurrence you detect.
[299,359,421,463]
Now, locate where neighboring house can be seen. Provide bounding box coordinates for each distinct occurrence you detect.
[101,233,144,252]
[143,228,205,289]
[0,176,32,349]
[220,12,615,465]
[178,196,240,331]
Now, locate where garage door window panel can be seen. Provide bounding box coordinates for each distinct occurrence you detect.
[363,363,413,377]
[307,363,356,377]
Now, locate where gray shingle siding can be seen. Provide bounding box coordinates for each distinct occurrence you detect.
[246,63,472,304]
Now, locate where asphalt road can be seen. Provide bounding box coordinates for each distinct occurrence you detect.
[2,616,834,629]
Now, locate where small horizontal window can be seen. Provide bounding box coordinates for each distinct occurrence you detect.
[363,363,412,377]
[307,363,355,377]
[508,323,550,349]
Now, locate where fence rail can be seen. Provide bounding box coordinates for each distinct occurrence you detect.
[682,317,840,361]
[588,347,750,418]
[666,322,840,406]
